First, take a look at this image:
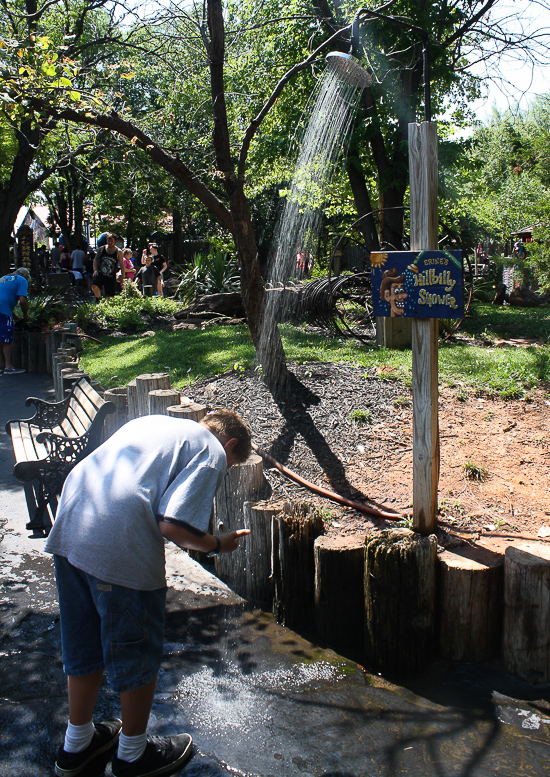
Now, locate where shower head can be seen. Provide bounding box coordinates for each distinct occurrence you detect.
[326,52,371,90]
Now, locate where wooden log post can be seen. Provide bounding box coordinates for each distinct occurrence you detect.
[239,501,280,607]
[62,371,90,397]
[364,528,437,677]
[45,332,53,373]
[127,380,139,420]
[148,389,181,416]
[437,548,503,662]
[27,331,42,373]
[56,360,79,400]
[409,121,439,534]
[11,329,22,369]
[166,401,208,422]
[273,502,325,632]
[135,373,171,417]
[212,455,266,594]
[502,542,550,682]
[314,535,366,650]
[102,387,129,440]
[20,331,28,372]
[39,331,48,373]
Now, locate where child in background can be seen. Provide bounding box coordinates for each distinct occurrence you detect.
[122,249,136,285]
[135,255,160,297]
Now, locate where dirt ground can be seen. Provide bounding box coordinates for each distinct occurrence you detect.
[185,361,550,550]
[347,382,550,540]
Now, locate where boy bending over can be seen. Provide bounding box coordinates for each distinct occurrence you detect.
[45,410,252,777]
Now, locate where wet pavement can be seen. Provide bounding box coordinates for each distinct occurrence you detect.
[1,372,550,776]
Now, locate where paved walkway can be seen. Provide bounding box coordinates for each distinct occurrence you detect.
[1,372,549,776]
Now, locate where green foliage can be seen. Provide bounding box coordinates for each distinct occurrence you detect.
[462,460,489,481]
[175,250,240,304]
[79,305,550,399]
[76,291,179,332]
[348,408,373,425]
[25,287,73,328]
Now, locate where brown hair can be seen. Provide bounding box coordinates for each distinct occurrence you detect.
[202,409,252,463]
[380,267,404,300]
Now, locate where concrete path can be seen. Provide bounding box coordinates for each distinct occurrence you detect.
[1,372,550,776]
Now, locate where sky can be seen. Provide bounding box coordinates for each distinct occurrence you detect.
[470,0,550,119]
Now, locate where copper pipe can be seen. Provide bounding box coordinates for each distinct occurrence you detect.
[252,442,405,520]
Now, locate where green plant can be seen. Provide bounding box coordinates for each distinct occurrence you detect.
[348,409,372,425]
[25,287,73,328]
[482,410,494,421]
[456,387,468,402]
[463,460,489,481]
[392,396,410,408]
[175,250,240,304]
[397,515,413,528]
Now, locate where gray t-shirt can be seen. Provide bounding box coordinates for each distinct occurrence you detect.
[44,416,227,590]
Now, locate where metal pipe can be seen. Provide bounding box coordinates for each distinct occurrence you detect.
[252,442,406,521]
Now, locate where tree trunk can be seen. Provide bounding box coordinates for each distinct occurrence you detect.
[167,400,207,422]
[273,502,325,633]
[212,455,267,594]
[230,190,288,391]
[364,528,437,677]
[437,548,503,662]
[503,541,550,682]
[172,203,184,264]
[102,387,129,440]
[148,388,181,415]
[347,156,380,255]
[135,373,171,417]
[314,534,365,650]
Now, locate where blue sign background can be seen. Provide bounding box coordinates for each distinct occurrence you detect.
[371,250,464,319]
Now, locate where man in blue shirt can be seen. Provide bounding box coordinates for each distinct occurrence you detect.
[0,267,29,374]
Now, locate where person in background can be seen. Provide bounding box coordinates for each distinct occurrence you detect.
[0,267,30,374]
[45,409,252,777]
[141,243,165,296]
[135,255,160,297]
[51,241,62,269]
[60,249,72,271]
[122,249,136,286]
[71,244,86,273]
[92,234,125,300]
[37,245,49,283]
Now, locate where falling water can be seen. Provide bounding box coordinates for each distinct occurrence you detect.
[262,57,365,338]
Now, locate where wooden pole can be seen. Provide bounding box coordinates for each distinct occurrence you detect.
[409,121,439,534]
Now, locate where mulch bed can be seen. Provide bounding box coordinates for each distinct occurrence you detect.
[182,362,413,537]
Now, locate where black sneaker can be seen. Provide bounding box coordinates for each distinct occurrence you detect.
[111,734,194,777]
[55,719,122,777]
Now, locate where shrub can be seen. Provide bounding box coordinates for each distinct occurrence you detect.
[175,249,240,304]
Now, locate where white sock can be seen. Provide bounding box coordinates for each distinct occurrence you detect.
[64,721,95,753]
[117,732,147,763]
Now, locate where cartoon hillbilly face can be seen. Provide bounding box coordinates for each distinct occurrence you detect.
[380,268,408,317]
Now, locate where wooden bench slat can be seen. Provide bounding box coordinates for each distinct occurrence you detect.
[73,383,103,416]
[11,423,49,463]
[60,405,89,438]
[8,377,114,537]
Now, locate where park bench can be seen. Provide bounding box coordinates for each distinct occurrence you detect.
[6,377,115,538]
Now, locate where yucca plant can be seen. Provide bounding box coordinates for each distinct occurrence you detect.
[175,250,240,304]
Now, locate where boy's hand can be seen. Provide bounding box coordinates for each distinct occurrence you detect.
[219,529,250,553]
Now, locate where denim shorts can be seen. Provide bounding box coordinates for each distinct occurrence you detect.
[54,555,166,693]
[0,313,14,344]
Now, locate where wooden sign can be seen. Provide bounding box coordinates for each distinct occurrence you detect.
[371,250,463,319]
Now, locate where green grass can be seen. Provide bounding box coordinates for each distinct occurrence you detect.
[461,303,550,341]
[79,314,550,397]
